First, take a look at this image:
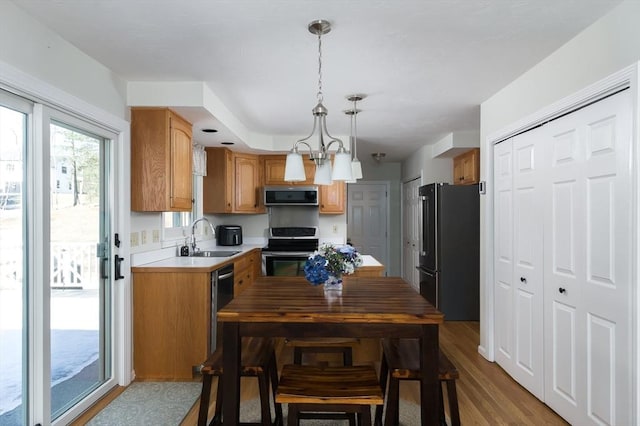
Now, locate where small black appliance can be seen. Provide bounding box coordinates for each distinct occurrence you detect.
[216,225,243,246]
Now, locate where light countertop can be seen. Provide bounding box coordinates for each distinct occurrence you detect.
[131,246,382,273]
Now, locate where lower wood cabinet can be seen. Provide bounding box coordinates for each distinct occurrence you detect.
[132,250,261,379]
[234,249,261,296]
[132,271,210,379]
[350,264,384,278]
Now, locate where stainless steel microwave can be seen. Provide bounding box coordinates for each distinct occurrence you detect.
[264,186,319,206]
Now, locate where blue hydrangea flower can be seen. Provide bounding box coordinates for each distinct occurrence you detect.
[303,244,363,285]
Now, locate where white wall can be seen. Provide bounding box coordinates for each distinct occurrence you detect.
[0,1,127,118]
[402,143,453,184]
[479,0,640,357]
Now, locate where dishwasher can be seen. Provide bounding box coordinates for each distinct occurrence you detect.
[210,263,234,353]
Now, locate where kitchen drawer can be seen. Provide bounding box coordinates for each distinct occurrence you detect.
[234,266,253,295]
[235,254,250,271]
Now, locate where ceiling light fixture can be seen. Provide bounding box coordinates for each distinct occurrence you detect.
[372,152,386,162]
[344,94,365,181]
[284,19,353,185]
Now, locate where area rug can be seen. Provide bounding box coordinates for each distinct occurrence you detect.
[87,382,201,426]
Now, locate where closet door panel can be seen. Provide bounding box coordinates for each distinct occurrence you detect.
[512,131,544,398]
[581,91,632,426]
[551,301,578,405]
[493,140,514,368]
[544,89,632,425]
[587,314,616,425]
[544,118,586,424]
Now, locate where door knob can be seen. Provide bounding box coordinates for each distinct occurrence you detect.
[559,287,566,294]
[520,277,527,283]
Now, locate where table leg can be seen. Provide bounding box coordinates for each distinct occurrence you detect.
[222,322,240,425]
[421,324,440,426]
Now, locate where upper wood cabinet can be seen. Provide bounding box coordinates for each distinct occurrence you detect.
[204,148,264,214]
[263,155,316,186]
[319,181,345,214]
[131,108,193,212]
[261,154,345,214]
[453,148,480,185]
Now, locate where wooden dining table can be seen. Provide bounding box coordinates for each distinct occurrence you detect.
[217,276,444,425]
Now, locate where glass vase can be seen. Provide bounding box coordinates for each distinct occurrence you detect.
[323,274,343,291]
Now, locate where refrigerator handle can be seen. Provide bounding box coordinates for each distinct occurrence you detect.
[417,266,435,277]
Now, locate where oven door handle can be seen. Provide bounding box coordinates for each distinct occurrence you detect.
[262,251,313,257]
[218,271,234,280]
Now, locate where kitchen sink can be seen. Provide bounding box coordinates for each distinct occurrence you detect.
[191,250,241,257]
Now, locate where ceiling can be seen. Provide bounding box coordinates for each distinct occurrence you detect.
[12,0,622,162]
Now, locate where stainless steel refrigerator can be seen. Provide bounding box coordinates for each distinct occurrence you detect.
[418,183,480,320]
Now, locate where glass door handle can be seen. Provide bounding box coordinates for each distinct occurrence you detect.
[114,255,125,280]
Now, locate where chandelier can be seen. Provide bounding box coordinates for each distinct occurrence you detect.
[284,20,353,184]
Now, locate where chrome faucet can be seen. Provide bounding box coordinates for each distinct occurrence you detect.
[190,217,216,253]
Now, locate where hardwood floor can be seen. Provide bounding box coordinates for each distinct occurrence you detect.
[75,321,568,425]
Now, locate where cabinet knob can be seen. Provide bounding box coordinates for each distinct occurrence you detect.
[559,287,566,294]
[520,277,527,283]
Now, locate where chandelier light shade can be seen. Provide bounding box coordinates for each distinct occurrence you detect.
[314,161,332,185]
[284,151,305,181]
[284,19,353,184]
[345,94,365,182]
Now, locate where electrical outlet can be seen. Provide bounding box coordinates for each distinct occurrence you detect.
[152,229,160,243]
[130,232,139,247]
[141,230,148,245]
[332,225,338,234]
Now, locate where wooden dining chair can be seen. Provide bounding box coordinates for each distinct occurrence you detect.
[198,337,283,426]
[276,363,384,426]
[374,338,460,426]
[285,337,360,366]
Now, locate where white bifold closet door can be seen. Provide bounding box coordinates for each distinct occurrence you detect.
[493,125,545,400]
[543,90,632,426]
[493,89,632,425]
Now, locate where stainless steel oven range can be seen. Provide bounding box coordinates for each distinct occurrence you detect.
[261,226,319,276]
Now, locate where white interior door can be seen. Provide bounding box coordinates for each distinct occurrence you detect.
[402,178,420,290]
[347,182,388,276]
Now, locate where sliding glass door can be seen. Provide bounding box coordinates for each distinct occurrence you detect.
[0,91,29,425]
[48,118,111,420]
[0,89,117,425]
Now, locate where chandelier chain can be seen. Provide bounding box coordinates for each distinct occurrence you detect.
[317,32,323,103]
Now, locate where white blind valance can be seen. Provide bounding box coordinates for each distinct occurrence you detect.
[193,144,207,176]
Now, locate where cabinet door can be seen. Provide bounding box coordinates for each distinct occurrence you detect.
[453,157,464,184]
[203,148,233,213]
[169,114,193,210]
[133,272,209,379]
[454,148,480,185]
[234,154,259,212]
[130,108,193,212]
[263,155,315,185]
[320,181,345,214]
